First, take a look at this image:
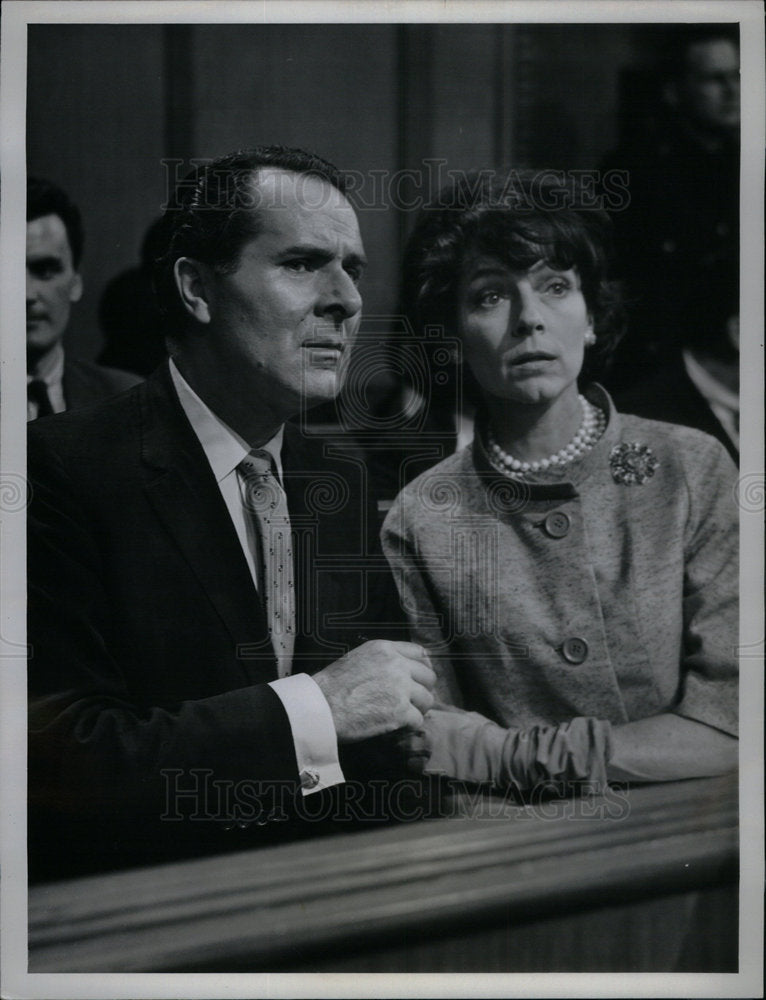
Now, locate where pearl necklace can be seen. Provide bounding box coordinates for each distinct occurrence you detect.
[487,395,606,477]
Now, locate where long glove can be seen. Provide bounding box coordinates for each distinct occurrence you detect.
[421,706,614,792]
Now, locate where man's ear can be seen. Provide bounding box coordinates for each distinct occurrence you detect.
[174,257,213,325]
[68,272,83,304]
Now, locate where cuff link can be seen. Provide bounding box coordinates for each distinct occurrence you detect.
[300,767,321,790]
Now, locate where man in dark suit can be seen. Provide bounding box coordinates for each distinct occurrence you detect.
[603,26,740,397]
[28,147,435,880]
[26,176,140,419]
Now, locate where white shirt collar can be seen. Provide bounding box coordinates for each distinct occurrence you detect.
[682,349,739,414]
[169,357,284,482]
[682,348,739,448]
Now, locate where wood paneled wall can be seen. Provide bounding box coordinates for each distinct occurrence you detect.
[27,22,638,361]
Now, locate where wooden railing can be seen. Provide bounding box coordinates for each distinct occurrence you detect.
[28,774,738,973]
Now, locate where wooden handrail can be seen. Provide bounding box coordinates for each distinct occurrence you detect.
[28,774,738,972]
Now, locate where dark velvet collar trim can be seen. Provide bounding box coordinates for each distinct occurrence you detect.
[471,383,621,500]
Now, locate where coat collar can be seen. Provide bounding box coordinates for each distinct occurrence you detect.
[471,383,623,500]
[138,363,276,680]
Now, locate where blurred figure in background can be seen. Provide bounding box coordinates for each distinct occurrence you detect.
[26,177,141,420]
[615,256,739,463]
[602,25,740,459]
[97,216,169,377]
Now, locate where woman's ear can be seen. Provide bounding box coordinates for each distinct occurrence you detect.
[584,319,596,347]
[174,257,212,325]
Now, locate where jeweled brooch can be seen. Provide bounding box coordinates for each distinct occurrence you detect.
[609,442,659,485]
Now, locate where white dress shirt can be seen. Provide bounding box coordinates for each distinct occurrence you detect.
[27,342,66,419]
[169,358,344,795]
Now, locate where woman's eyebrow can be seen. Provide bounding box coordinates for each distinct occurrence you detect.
[466,266,508,282]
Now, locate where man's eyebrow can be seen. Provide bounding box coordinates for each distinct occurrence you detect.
[275,244,367,268]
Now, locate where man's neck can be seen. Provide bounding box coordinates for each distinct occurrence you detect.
[28,341,65,380]
[678,114,738,154]
[171,352,286,448]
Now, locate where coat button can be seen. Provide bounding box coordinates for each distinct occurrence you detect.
[543,511,570,538]
[561,636,589,664]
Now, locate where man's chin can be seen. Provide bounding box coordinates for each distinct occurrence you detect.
[26,327,60,360]
[301,367,346,402]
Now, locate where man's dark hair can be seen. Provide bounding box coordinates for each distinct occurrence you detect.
[27,176,84,268]
[401,169,625,390]
[659,24,740,84]
[154,146,349,339]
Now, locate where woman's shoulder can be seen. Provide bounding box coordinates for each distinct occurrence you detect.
[615,411,738,486]
[383,447,475,522]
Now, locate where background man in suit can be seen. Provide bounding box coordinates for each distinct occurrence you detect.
[28,147,435,880]
[603,26,740,461]
[26,176,141,419]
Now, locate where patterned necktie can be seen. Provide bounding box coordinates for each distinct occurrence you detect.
[238,450,296,676]
[28,379,54,419]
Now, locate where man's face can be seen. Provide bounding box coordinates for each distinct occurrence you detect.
[26,213,83,362]
[679,39,740,132]
[198,169,365,419]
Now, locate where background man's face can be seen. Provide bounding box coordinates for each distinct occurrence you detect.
[680,39,740,132]
[26,213,83,362]
[199,168,366,418]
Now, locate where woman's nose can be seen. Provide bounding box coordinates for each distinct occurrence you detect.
[513,287,543,337]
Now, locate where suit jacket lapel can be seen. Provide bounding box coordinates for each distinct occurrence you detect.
[61,360,89,411]
[281,424,361,670]
[139,365,276,680]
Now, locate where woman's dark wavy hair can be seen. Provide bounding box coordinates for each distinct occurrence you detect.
[154,146,348,341]
[401,170,626,392]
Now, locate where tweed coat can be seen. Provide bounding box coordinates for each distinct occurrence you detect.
[382,386,738,747]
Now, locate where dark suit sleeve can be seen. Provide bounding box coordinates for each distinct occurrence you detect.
[28,430,300,873]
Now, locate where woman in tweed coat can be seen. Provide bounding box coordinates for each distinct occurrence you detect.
[382,171,738,791]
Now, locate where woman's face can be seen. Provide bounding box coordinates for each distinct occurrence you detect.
[457,254,592,407]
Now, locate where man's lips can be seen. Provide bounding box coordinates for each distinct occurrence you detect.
[302,339,345,349]
[302,341,347,368]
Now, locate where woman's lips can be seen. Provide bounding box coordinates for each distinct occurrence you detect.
[510,351,556,366]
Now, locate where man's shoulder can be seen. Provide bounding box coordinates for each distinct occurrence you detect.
[28,368,170,480]
[28,378,141,468]
[64,356,142,399]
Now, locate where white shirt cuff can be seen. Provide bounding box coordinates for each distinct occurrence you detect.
[268,673,345,795]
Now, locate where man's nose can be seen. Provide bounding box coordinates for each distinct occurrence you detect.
[26,272,41,304]
[315,267,362,323]
[513,287,543,337]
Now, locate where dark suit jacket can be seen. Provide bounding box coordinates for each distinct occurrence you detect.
[613,353,738,464]
[28,363,404,879]
[62,357,141,410]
